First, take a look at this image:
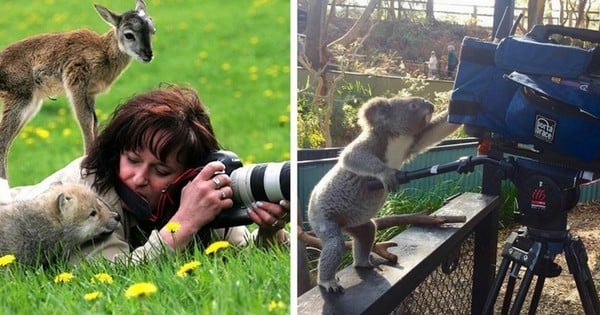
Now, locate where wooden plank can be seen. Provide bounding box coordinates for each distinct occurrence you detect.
[297,192,500,315]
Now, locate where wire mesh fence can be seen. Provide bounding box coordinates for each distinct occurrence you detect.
[393,235,475,314]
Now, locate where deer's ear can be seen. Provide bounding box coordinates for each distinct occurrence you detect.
[136,0,147,13]
[94,4,121,28]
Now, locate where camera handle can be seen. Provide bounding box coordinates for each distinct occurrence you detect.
[367,156,514,191]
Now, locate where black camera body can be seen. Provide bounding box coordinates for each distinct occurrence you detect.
[203,150,290,228]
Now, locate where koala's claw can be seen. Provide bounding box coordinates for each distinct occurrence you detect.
[382,169,399,192]
[319,279,345,294]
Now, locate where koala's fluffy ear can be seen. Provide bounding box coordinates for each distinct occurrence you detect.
[358,97,389,131]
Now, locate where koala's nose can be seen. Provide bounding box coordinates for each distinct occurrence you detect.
[423,100,434,113]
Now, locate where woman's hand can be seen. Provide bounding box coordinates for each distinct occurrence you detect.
[160,161,234,251]
[248,199,290,247]
[247,200,290,231]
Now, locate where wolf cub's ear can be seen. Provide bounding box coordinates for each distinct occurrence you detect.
[57,193,73,215]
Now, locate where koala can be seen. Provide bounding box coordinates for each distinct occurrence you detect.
[0,183,120,266]
[308,96,460,293]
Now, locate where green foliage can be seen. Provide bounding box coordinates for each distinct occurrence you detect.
[0,0,290,186]
[361,19,491,62]
[0,242,290,314]
[330,81,373,146]
[296,91,325,148]
[377,179,471,242]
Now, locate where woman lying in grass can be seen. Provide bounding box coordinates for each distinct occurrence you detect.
[10,84,289,264]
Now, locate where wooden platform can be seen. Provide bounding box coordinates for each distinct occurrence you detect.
[297,192,499,315]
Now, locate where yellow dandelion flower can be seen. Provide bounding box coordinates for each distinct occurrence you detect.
[221,63,231,72]
[249,66,258,74]
[205,241,230,255]
[263,143,274,151]
[54,272,75,283]
[244,155,256,165]
[249,36,259,45]
[35,128,50,140]
[84,291,102,301]
[266,65,280,77]
[62,128,72,137]
[125,282,158,299]
[0,254,16,266]
[263,89,274,98]
[268,300,287,312]
[204,22,215,32]
[51,13,67,23]
[178,21,189,30]
[164,221,181,233]
[176,261,201,278]
[198,51,208,60]
[92,273,113,284]
[278,115,289,125]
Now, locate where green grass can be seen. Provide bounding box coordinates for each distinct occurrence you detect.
[0,243,290,314]
[0,0,291,186]
[0,0,291,313]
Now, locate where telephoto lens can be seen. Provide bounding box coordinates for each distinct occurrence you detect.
[230,161,290,207]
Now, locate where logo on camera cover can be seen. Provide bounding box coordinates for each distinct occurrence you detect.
[534,114,556,144]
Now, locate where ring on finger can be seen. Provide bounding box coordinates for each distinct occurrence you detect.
[212,177,222,189]
[271,219,280,228]
[278,212,289,221]
[220,190,227,200]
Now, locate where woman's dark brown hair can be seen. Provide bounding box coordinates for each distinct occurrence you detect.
[82,85,221,194]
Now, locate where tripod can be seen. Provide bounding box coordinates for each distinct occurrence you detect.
[366,154,600,314]
[482,224,600,314]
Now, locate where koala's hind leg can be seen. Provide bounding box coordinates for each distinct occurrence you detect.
[346,220,376,268]
[313,218,346,293]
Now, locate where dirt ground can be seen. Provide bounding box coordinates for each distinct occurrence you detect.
[494,201,600,314]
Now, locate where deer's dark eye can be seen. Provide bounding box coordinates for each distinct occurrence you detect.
[124,33,135,40]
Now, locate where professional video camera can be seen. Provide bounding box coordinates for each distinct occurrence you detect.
[449,24,600,171]
[445,22,600,313]
[116,150,290,229]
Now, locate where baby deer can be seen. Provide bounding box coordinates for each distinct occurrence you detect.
[0,0,155,202]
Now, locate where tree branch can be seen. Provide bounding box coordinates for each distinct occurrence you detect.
[298,212,467,263]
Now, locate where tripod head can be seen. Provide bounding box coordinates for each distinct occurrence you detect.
[368,151,595,234]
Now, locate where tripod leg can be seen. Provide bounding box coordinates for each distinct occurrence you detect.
[527,275,546,315]
[510,268,536,315]
[501,270,517,315]
[564,236,600,315]
[483,257,512,315]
